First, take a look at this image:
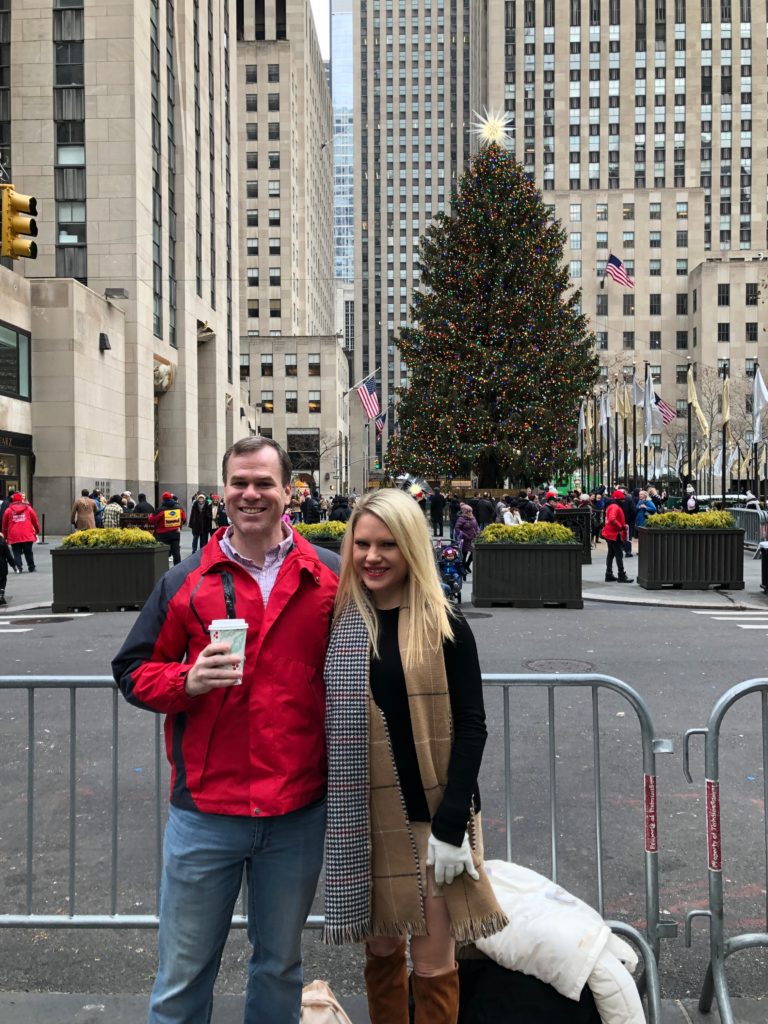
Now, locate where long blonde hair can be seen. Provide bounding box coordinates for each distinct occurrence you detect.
[334,489,455,669]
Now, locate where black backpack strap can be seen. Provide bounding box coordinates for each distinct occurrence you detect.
[311,543,341,576]
[221,570,237,618]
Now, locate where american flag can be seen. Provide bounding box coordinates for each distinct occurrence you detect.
[356,375,380,419]
[604,253,634,289]
[374,411,387,435]
[654,392,675,425]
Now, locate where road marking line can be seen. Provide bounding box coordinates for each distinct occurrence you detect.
[709,616,768,621]
[0,612,94,620]
[736,624,768,629]
[691,610,768,615]
[0,628,33,633]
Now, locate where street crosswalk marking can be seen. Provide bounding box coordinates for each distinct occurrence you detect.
[0,612,93,634]
[691,609,768,634]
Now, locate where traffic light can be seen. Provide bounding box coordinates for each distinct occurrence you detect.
[1,185,38,260]
[374,457,381,470]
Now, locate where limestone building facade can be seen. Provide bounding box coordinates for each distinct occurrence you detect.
[1,0,240,523]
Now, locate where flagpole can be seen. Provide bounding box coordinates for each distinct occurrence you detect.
[579,401,585,491]
[592,392,598,492]
[344,365,382,397]
[618,378,622,485]
[721,365,728,504]
[598,390,605,490]
[692,356,696,491]
[632,364,638,490]
[643,363,649,486]
[753,361,760,500]
[623,388,629,491]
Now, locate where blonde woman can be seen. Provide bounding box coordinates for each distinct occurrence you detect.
[323,489,505,1024]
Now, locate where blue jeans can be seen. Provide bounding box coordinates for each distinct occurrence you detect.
[149,799,326,1024]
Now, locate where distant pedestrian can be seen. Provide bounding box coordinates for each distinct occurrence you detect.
[475,492,496,529]
[454,503,480,573]
[1,492,40,573]
[102,495,125,530]
[189,493,212,553]
[71,488,98,531]
[429,488,446,537]
[122,490,136,510]
[329,495,352,522]
[210,493,228,529]
[134,492,155,514]
[602,490,633,583]
[0,530,17,604]
[684,485,700,514]
[151,491,186,565]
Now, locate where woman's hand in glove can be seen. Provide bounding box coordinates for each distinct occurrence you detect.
[426,832,480,885]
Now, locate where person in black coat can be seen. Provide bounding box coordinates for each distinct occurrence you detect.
[448,493,462,540]
[134,492,155,514]
[328,496,352,522]
[0,530,17,604]
[189,494,213,552]
[430,489,446,537]
[619,488,636,558]
[475,493,496,529]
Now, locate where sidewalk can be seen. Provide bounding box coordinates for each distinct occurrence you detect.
[0,990,764,1023]
[3,534,767,613]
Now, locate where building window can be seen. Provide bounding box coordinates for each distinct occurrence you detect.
[245,94,258,112]
[239,353,250,381]
[649,202,662,219]
[649,365,661,384]
[57,201,86,244]
[676,399,687,417]
[245,64,257,83]
[649,294,661,315]
[285,353,297,375]
[269,267,281,286]
[246,152,258,169]
[0,323,31,400]
[308,391,321,413]
[268,63,280,82]
[247,210,258,227]
[676,230,688,247]
[268,180,280,197]
[247,267,259,286]
[649,259,661,276]
[596,232,608,249]
[261,390,274,414]
[717,322,730,343]
[247,303,259,319]
[650,331,662,349]
[717,283,730,306]
[746,359,758,378]
[570,203,581,221]
[676,259,688,275]
[676,293,688,315]
[596,294,608,316]
[746,322,758,342]
[570,232,582,250]
[623,294,635,316]
[717,358,730,377]
[746,283,758,305]
[268,92,280,111]
[261,353,273,376]
[596,332,608,350]
[246,180,258,198]
[569,260,582,278]
[676,365,689,385]
[649,231,661,248]
[308,353,321,376]
[268,151,280,169]
[676,330,688,349]
[623,202,635,220]
[54,41,84,86]
[623,331,635,349]
[268,122,280,140]
[268,209,281,225]
[623,231,635,248]
[247,238,258,256]
[269,237,281,255]
[676,201,688,218]
[596,203,608,220]
[285,390,298,413]
[246,123,258,141]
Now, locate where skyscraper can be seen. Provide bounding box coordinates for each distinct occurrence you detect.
[331,0,355,285]
[352,0,484,487]
[486,1,767,449]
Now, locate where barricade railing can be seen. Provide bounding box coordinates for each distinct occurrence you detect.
[683,677,768,1024]
[0,674,674,1022]
[729,508,768,549]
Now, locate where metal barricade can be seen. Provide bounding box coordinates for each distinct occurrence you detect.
[683,678,768,1024]
[555,507,592,564]
[0,674,674,1022]
[729,508,768,549]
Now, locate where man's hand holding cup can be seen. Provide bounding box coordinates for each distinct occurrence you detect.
[186,619,249,697]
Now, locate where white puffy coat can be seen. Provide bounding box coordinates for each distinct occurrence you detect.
[474,860,646,1024]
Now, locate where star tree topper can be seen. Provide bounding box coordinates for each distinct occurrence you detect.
[470,107,514,147]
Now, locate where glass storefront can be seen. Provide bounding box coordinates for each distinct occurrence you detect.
[0,431,33,501]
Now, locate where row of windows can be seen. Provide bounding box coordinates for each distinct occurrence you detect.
[246,267,281,286]
[246,122,281,141]
[259,392,321,414]
[246,299,281,318]
[245,151,280,169]
[245,93,280,112]
[246,237,280,256]
[245,180,280,198]
[244,63,280,83]
[571,259,690,278]
[241,352,322,377]
[564,201,689,221]
[598,323,758,350]
[596,284,759,316]
[245,209,281,227]
[572,231,689,250]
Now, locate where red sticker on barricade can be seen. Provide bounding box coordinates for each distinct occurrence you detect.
[644,773,658,853]
[706,779,722,871]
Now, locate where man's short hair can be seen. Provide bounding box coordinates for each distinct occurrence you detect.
[222,436,292,486]
[138,493,147,501]
[81,488,90,497]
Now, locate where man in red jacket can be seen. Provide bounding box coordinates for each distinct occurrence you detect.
[113,437,340,1024]
[601,489,633,583]
[1,492,40,573]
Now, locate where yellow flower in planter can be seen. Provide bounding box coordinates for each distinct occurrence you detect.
[476,522,577,545]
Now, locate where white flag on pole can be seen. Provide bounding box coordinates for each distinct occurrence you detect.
[713,447,723,477]
[642,371,657,447]
[753,367,768,444]
[578,401,586,434]
[726,446,739,473]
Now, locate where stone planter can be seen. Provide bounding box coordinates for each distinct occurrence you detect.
[52,545,170,612]
[471,543,583,608]
[636,528,745,590]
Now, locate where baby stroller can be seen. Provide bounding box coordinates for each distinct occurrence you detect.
[433,541,466,603]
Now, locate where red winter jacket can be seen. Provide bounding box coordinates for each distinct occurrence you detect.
[601,501,627,542]
[112,528,338,817]
[2,500,40,544]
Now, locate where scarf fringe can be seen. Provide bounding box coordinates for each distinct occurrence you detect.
[450,909,509,945]
[322,921,371,946]
[369,918,429,939]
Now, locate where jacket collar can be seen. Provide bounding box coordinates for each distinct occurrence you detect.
[200,524,324,581]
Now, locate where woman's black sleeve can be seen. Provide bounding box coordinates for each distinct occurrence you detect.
[430,612,487,847]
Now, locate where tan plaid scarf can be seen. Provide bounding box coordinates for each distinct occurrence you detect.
[324,602,506,944]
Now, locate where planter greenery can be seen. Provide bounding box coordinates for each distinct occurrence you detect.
[53,528,169,612]
[472,522,583,608]
[637,511,744,591]
[294,520,347,552]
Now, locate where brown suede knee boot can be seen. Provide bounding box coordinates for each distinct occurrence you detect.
[364,942,409,1024]
[412,965,459,1024]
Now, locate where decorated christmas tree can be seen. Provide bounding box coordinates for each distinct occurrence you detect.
[386,113,599,487]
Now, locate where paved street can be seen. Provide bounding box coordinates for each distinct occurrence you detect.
[0,535,766,1020]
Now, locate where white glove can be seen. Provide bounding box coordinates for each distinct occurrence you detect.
[426,832,480,886]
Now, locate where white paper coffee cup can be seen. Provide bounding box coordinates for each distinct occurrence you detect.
[209,618,249,683]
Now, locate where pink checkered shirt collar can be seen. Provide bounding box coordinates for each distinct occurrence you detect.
[218,522,294,605]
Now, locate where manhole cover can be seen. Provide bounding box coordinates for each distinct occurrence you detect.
[461,611,493,619]
[524,658,595,673]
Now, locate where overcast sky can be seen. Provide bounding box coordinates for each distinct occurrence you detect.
[310,0,330,59]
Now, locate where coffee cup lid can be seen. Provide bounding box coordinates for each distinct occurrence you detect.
[209,619,249,629]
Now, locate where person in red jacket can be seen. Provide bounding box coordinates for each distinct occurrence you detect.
[113,437,339,1024]
[1,492,40,573]
[149,491,187,565]
[601,489,633,583]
